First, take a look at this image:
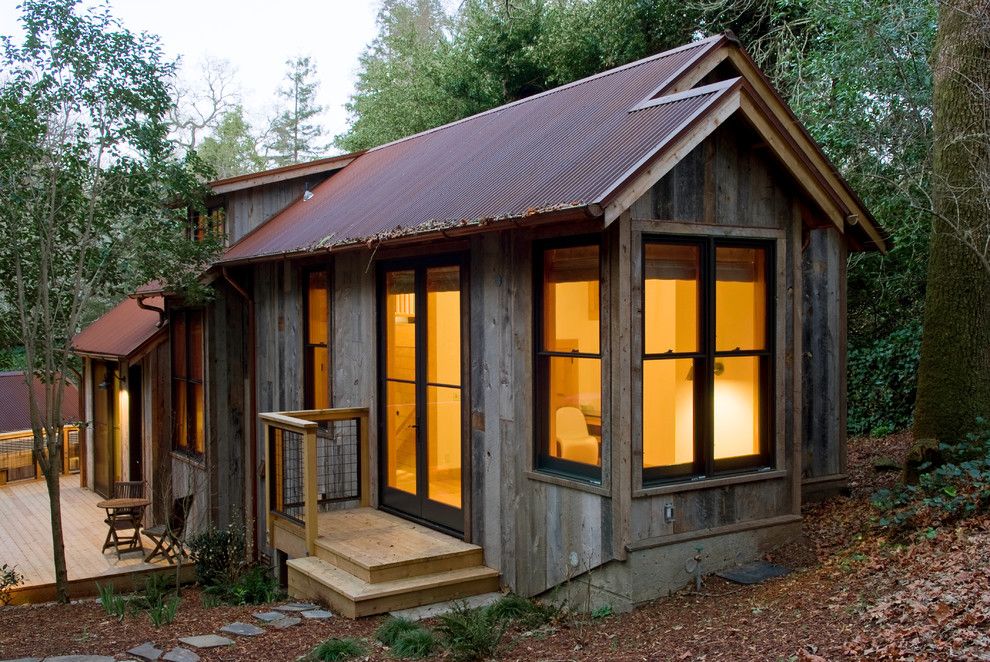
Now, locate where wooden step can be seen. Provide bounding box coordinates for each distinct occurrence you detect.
[287,556,500,618]
[313,508,484,583]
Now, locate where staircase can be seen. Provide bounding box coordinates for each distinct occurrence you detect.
[286,508,500,618]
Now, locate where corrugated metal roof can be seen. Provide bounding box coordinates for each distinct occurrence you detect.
[222,35,729,263]
[0,372,80,434]
[71,296,165,359]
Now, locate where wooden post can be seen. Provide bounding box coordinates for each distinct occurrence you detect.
[359,411,370,507]
[303,426,318,556]
[262,422,273,548]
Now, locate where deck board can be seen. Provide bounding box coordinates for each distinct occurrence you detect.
[0,475,167,590]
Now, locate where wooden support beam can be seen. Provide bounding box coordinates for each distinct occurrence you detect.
[303,427,318,556]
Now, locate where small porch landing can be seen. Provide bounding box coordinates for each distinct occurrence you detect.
[287,508,499,618]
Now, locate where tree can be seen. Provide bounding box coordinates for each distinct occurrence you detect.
[197,105,266,179]
[168,57,240,151]
[0,0,218,602]
[266,56,326,166]
[911,0,990,445]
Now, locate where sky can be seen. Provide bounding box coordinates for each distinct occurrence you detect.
[0,1,457,152]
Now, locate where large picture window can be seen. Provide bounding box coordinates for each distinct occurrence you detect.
[172,309,205,456]
[535,239,602,481]
[304,268,330,409]
[642,237,773,484]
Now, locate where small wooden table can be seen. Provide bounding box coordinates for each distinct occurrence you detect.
[97,497,150,558]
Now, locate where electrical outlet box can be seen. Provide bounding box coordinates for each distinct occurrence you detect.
[663,502,675,523]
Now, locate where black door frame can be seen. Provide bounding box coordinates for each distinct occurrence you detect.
[376,252,469,536]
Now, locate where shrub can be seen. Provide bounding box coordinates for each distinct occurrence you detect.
[187,522,245,588]
[0,564,23,606]
[847,321,922,437]
[97,583,127,620]
[225,564,280,605]
[310,637,365,661]
[873,419,990,535]
[391,628,436,659]
[148,595,180,627]
[436,601,507,661]
[487,594,559,628]
[376,616,420,646]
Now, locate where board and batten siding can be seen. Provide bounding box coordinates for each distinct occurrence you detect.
[224,175,332,245]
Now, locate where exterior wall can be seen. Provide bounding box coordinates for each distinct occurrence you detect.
[225,175,332,245]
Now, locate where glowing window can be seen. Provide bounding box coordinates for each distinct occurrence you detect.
[172,309,205,456]
[304,269,330,409]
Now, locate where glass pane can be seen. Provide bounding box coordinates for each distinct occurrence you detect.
[171,315,186,379]
[427,266,461,386]
[309,346,330,409]
[192,382,205,454]
[307,270,329,345]
[547,356,601,466]
[173,380,187,449]
[188,312,204,381]
[385,379,417,494]
[427,385,461,508]
[386,271,416,382]
[642,358,695,468]
[644,244,699,354]
[714,356,762,459]
[543,245,599,354]
[716,247,767,351]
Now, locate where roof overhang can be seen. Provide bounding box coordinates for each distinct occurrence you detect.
[209,152,363,196]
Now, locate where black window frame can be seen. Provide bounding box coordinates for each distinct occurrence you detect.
[640,235,775,485]
[188,204,226,244]
[533,234,604,483]
[303,267,331,410]
[171,308,205,458]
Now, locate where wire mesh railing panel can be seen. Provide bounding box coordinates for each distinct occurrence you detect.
[0,435,36,482]
[269,427,305,524]
[315,417,361,508]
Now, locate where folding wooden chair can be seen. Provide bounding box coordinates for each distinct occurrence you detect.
[103,481,147,555]
[144,494,193,564]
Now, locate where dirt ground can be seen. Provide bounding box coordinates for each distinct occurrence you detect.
[3,431,987,661]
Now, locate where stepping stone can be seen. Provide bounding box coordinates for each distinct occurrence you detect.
[4,658,41,662]
[275,602,319,612]
[253,611,286,623]
[390,592,502,622]
[178,634,234,649]
[127,643,163,661]
[717,561,791,585]
[162,649,199,662]
[44,657,116,662]
[219,622,265,637]
[301,609,333,620]
[271,616,301,629]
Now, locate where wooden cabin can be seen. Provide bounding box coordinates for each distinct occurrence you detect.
[75,33,886,616]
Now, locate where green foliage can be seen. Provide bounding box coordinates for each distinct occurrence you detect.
[591,603,613,619]
[436,601,507,661]
[188,522,245,588]
[848,321,923,436]
[147,595,180,627]
[0,564,23,606]
[129,573,176,612]
[196,105,265,179]
[96,583,127,620]
[310,637,366,662]
[873,419,990,534]
[487,593,559,628]
[390,628,437,659]
[220,563,280,605]
[376,616,421,646]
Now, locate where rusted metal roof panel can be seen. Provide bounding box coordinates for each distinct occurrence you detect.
[0,372,80,433]
[222,36,729,262]
[71,296,165,359]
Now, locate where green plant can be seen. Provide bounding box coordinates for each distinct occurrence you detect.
[187,522,246,588]
[487,594,559,628]
[847,321,922,436]
[130,573,177,611]
[436,601,507,661]
[96,583,127,621]
[0,564,23,606]
[376,616,421,646]
[310,637,365,661]
[873,419,990,534]
[204,563,279,605]
[148,595,180,627]
[591,604,613,619]
[391,628,437,659]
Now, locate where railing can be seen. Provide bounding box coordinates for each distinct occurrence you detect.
[260,408,370,556]
[0,425,80,485]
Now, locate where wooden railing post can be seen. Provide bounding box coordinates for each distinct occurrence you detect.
[359,411,370,507]
[303,426,318,556]
[262,421,272,547]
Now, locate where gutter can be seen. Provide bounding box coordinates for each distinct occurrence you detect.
[220,267,259,562]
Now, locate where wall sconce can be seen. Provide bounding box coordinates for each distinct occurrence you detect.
[97,367,126,390]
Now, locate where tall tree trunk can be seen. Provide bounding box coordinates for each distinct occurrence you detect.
[44,444,70,603]
[912,0,990,448]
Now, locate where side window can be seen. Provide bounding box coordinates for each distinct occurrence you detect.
[304,269,330,409]
[172,309,205,456]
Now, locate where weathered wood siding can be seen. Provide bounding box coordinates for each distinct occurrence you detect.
[225,176,332,244]
[801,226,847,487]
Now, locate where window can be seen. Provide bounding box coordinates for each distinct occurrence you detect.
[304,269,330,409]
[189,206,226,243]
[172,309,205,456]
[535,239,602,481]
[642,238,773,483]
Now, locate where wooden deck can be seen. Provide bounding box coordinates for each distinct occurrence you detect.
[0,475,185,604]
[287,508,499,617]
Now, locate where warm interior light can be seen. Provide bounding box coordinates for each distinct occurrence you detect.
[713,356,760,459]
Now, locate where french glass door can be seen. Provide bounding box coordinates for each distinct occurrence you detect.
[379,259,465,533]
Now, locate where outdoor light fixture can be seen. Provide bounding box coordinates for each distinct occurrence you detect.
[97,367,126,390]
